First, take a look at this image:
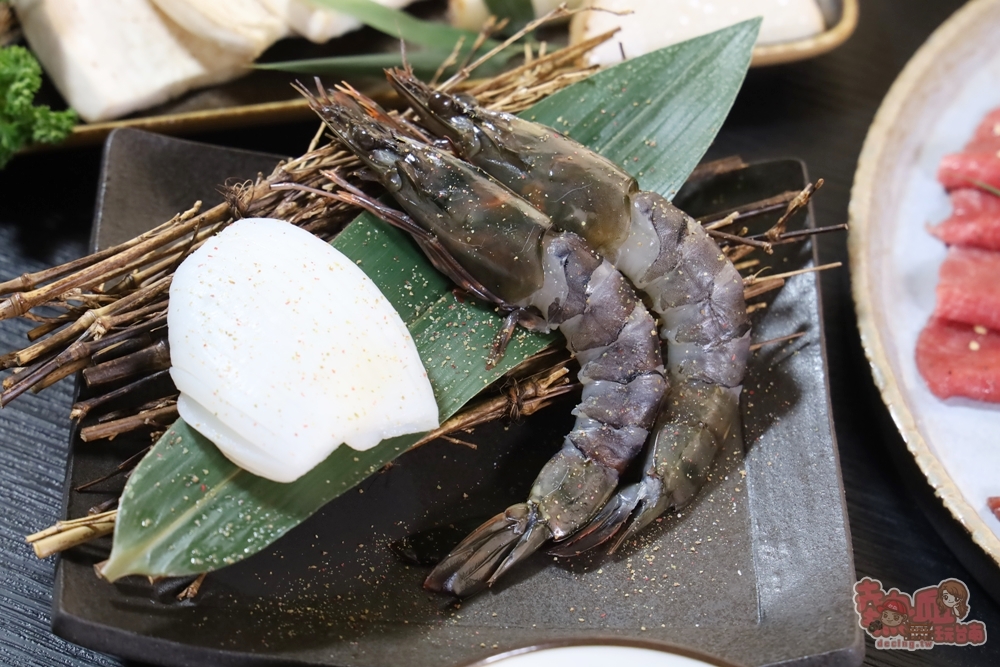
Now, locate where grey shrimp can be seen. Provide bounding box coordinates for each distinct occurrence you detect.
[388,70,750,553]
[300,87,667,597]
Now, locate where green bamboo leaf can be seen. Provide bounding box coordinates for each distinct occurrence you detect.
[256,0,517,78]
[526,19,761,199]
[256,49,453,78]
[484,0,535,33]
[256,47,514,79]
[307,0,497,49]
[104,20,760,580]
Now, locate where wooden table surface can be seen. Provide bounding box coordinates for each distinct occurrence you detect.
[2,1,999,665]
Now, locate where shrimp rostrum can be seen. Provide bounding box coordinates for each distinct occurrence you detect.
[302,87,667,597]
[388,70,750,554]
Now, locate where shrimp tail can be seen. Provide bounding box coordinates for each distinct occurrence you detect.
[426,442,625,595]
[547,484,644,557]
[425,503,552,597]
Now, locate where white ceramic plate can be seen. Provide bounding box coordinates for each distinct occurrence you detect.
[463,642,742,667]
[849,0,1000,568]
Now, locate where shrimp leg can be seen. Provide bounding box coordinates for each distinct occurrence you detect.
[302,87,667,596]
[387,71,750,551]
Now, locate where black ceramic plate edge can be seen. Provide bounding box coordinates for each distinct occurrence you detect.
[51,131,863,667]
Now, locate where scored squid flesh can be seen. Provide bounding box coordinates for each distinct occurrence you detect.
[168,217,439,483]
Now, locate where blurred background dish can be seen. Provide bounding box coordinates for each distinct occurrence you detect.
[9,0,857,149]
[459,640,744,667]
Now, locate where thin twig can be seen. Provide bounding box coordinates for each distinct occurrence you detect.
[752,223,849,244]
[709,229,773,253]
[177,573,207,601]
[26,511,117,558]
[410,365,575,449]
[765,179,824,242]
[750,331,806,352]
[705,212,740,231]
[0,207,197,297]
[743,279,785,300]
[79,403,178,442]
[0,205,208,321]
[743,262,842,286]
[442,5,596,91]
[75,446,152,492]
[431,35,466,85]
[697,190,799,226]
[71,369,172,421]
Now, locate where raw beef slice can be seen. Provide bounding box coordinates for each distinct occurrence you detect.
[931,188,1000,250]
[916,318,1000,402]
[938,150,1000,191]
[933,246,1000,331]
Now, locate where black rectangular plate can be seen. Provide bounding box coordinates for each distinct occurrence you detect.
[52,128,863,667]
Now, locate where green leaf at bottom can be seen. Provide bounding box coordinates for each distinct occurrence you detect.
[104,19,760,581]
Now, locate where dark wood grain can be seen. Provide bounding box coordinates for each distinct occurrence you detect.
[2,1,999,665]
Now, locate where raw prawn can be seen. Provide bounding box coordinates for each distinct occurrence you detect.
[301,87,668,597]
[387,71,750,554]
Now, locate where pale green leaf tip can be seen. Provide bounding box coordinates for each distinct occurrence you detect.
[99,552,138,583]
[102,418,228,581]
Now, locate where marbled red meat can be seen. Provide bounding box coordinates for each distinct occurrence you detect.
[916,318,1000,402]
[933,247,1000,331]
[950,187,1000,217]
[989,497,1000,521]
[938,107,1000,191]
[938,151,1000,191]
[919,108,1000,405]
[930,188,1000,250]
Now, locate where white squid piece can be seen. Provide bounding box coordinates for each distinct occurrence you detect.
[168,218,439,483]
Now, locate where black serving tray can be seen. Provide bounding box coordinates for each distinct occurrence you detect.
[51,128,863,667]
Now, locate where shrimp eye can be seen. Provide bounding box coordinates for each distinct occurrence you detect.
[352,127,376,151]
[430,93,455,116]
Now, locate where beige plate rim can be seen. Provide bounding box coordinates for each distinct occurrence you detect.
[751,0,858,67]
[847,0,1000,569]
[47,0,857,150]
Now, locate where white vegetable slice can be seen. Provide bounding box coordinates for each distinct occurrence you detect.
[150,0,289,57]
[12,0,249,122]
[259,0,415,44]
[570,0,826,66]
[168,218,439,483]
